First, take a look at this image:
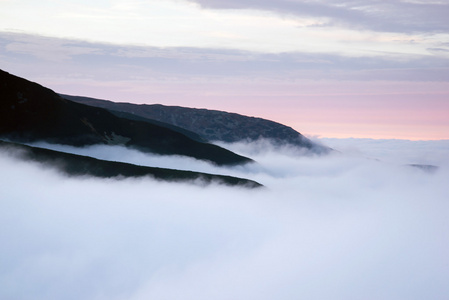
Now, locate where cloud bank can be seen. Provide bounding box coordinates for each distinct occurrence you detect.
[1,139,449,299]
[2,32,448,80]
[189,0,449,33]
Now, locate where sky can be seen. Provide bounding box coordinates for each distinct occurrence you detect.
[1,138,449,299]
[2,2,449,297]
[1,0,449,139]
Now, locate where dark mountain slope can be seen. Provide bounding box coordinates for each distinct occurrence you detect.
[103,107,206,143]
[0,140,262,188]
[0,70,252,166]
[63,94,330,153]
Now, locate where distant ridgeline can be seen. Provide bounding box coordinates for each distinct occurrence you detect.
[0,140,262,188]
[0,68,329,186]
[0,69,268,187]
[62,95,330,153]
[0,69,252,166]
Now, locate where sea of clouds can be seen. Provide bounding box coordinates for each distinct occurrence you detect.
[1,138,449,300]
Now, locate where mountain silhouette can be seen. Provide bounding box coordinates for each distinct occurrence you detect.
[0,140,262,188]
[62,95,330,153]
[0,69,252,166]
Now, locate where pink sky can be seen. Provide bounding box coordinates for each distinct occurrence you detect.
[35,75,448,140]
[1,0,448,140]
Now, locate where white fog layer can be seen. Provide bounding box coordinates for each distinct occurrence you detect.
[1,138,448,299]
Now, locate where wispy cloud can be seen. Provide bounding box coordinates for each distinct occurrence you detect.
[2,32,447,80]
[189,0,449,33]
[3,34,103,62]
[2,0,448,55]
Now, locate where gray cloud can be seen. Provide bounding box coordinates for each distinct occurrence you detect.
[2,32,448,84]
[1,139,448,299]
[188,0,449,33]
[428,47,449,53]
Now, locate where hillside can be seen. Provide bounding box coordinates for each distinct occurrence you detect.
[0,70,252,166]
[62,95,330,153]
[0,140,262,188]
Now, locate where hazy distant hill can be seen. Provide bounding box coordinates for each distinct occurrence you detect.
[62,95,330,153]
[0,140,262,188]
[0,69,252,166]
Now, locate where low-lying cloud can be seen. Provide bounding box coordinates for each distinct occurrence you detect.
[1,139,448,300]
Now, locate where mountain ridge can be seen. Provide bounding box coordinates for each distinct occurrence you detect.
[0,140,262,188]
[62,94,330,153]
[0,69,252,166]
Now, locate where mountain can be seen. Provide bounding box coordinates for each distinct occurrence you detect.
[62,95,330,153]
[0,69,252,166]
[0,140,262,188]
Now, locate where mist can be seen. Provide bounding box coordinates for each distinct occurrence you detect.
[1,138,449,300]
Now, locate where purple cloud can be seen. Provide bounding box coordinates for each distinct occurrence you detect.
[2,32,448,83]
[188,0,449,33]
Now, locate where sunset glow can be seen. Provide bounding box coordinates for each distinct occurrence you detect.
[1,0,448,140]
